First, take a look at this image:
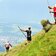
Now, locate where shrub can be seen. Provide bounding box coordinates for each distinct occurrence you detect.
[41,19,52,32]
[41,20,48,27]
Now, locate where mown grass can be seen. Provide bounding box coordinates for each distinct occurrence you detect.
[0,25,56,56]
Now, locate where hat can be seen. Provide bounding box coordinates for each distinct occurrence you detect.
[28,27,31,29]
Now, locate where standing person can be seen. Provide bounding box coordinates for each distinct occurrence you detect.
[5,41,12,52]
[20,27,32,44]
[48,4,56,24]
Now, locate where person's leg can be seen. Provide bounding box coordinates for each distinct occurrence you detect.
[6,47,9,52]
[54,17,56,24]
[25,37,31,45]
[25,41,28,45]
[28,40,31,43]
[47,20,52,25]
[28,37,31,43]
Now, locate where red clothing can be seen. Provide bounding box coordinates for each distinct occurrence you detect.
[53,7,56,17]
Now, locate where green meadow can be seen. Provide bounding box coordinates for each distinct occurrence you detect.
[0,25,56,56]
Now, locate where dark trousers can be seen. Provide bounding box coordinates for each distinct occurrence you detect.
[6,47,9,52]
[27,37,31,41]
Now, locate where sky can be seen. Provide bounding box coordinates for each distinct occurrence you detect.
[0,0,56,47]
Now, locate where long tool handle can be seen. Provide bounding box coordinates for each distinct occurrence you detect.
[18,26,26,38]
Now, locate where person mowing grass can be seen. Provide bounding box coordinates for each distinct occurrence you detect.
[20,27,32,45]
[48,4,56,24]
[5,41,12,52]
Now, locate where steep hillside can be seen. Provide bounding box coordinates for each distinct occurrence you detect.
[1,25,56,56]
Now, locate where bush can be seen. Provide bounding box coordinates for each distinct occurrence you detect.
[43,24,52,32]
[41,20,48,27]
[41,19,52,32]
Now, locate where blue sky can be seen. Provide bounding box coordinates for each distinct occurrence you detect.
[0,0,56,23]
[0,0,56,46]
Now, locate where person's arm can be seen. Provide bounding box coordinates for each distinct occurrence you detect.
[9,44,12,47]
[49,11,54,13]
[20,29,26,32]
[48,6,53,9]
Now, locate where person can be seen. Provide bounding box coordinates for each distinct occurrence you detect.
[48,4,56,24]
[20,27,32,44]
[5,41,12,52]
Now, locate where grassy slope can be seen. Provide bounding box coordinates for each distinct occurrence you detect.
[0,25,56,56]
